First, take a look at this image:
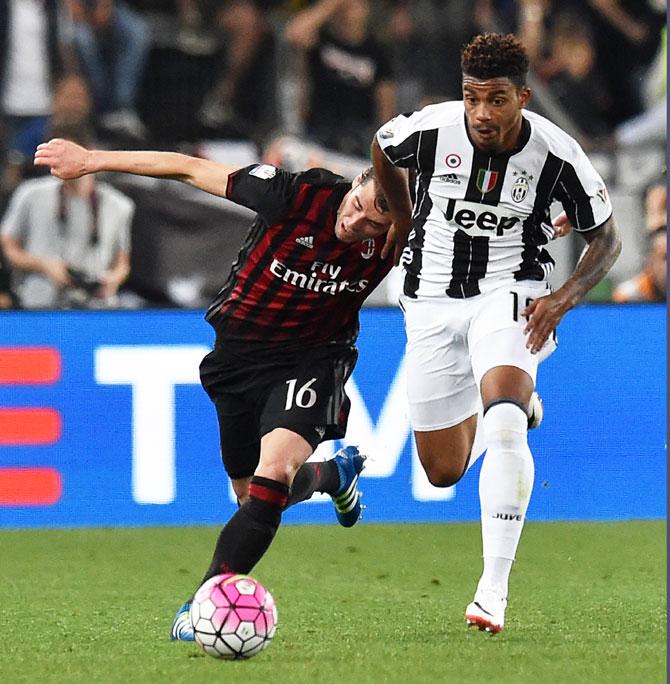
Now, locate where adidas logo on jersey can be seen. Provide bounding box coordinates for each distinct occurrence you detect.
[296,235,314,248]
[439,173,461,185]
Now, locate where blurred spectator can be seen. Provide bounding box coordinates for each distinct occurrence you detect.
[512,0,665,146]
[542,12,613,139]
[380,1,430,110]
[515,0,558,67]
[174,0,219,55]
[4,73,93,191]
[197,0,278,145]
[644,180,667,233]
[613,180,667,303]
[614,22,666,149]
[405,0,496,109]
[65,0,150,140]
[612,227,667,303]
[0,125,134,308]
[49,73,94,134]
[285,0,396,157]
[0,238,17,308]
[585,0,666,127]
[0,0,76,190]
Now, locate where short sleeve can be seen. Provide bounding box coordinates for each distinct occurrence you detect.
[553,144,613,233]
[226,164,298,226]
[375,112,424,169]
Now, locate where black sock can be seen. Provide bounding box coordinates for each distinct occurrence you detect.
[287,460,340,508]
[199,476,289,586]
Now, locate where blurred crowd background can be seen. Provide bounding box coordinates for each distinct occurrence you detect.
[0,0,665,310]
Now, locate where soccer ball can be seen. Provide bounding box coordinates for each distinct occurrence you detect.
[189,573,277,659]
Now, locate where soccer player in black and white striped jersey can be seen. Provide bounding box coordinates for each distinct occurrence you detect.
[372,33,622,633]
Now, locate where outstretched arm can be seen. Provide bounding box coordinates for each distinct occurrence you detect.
[371,138,413,265]
[34,139,239,198]
[523,216,622,352]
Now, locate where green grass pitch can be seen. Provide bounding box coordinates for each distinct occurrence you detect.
[0,521,664,684]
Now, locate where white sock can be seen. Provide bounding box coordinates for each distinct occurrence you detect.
[464,409,486,474]
[478,556,513,599]
[477,402,534,598]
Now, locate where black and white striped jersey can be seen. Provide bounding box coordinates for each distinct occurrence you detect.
[376,101,613,299]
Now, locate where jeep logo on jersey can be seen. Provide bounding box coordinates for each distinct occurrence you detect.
[444,198,520,236]
[476,169,498,193]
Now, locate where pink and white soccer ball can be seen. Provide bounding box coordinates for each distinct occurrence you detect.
[189,573,278,660]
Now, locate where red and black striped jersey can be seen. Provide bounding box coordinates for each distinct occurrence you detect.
[205,165,392,350]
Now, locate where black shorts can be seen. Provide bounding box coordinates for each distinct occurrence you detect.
[199,341,358,479]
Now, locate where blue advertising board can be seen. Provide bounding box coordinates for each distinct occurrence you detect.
[0,304,665,528]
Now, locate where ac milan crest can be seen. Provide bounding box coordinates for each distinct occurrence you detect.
[360,238,375,259]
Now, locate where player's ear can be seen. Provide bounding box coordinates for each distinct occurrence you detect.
[519,87,531,108]
[352,173,363,187]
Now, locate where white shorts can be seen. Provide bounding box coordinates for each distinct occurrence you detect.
[400,282,556,431]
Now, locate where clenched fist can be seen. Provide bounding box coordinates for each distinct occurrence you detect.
[34,138,92,180]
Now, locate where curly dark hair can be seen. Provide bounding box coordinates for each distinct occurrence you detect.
[461,33,529,87]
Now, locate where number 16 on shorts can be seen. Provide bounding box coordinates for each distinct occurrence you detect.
[285,378,318,410]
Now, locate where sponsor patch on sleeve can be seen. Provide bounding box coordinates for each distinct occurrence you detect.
[378,118,396,140]
[249,164,278,180]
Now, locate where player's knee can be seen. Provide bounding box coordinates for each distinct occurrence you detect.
[255,465,291,486]
[259,428,314,485]
[422,459,466,488]
[427,470,463,488]
[255,459,301,486]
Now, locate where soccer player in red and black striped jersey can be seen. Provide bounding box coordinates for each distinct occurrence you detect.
[35,137,394,641]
